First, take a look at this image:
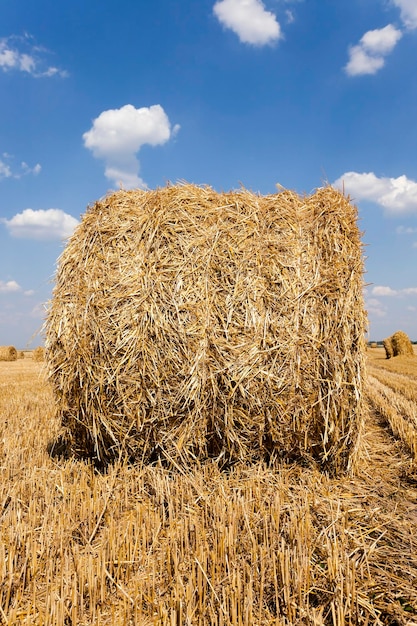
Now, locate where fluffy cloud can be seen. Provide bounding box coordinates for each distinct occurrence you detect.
[392,0,417,30]
[345,24,402,76]
[372,286,399,297]
[83,104,179,189]
[0,35,67,78]
[360,25,403,55]
[333,171,417,213]
[2,209,79,240]
[213,0,282,46]
[372,285,417,297]
[0,280,21,294]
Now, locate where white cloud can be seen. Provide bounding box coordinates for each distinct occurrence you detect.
[0,160,12,179]
[0,280,21,294]
[368,309,386,318]
[102,166,146,190]
[0,35,67,78]
[2,209,79,240]
[345,24,402,76]
[83,104,179,189]
[366,297,387,318]
[367,298,383,307]
[285,10,294,24]
[372,286,398,297]
[21,162,41,176]
[213,0,282,46]
[396,225,417,234]
[42,66,64,77]
[345,47,385,76]
[360,25,403,55]
[0,154,41,180]
[372,285,417,297]
[392,0,417,30]
[333,171,417,213]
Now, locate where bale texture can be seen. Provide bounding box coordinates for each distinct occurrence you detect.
[46,184,366,473]
[0,346,18,362]
[32,346,45,362]
[383,338,394,360]
[385,330,414,358]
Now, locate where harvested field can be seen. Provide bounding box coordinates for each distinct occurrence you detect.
[368,345,417,379]
[0,355,416,625]
[367,346,417,458]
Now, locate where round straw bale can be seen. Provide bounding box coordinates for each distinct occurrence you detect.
[18,351,25,359]
[32,346,45,362]
[0,346,18,361]
[390,330,414,357]
[45,184,367,473]
[382,337,394,359]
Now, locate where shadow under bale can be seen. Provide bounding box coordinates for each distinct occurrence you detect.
[45,183,367,474]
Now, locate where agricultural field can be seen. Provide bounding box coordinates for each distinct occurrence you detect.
[0,349,416,625]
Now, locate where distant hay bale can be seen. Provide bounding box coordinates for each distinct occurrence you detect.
[384,330,414,358]
[45,184,367,473]
[369,342,377,349]
[32,347,45,362]
[0,346,18,361]
[382,338,394,359]
[18,351,25,359]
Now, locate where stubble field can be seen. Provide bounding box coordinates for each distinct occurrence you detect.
[0,347,416,625]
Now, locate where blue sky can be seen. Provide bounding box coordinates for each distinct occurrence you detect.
[1,0,416,347]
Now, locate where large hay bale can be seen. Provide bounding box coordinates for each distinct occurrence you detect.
[0,346,18,362]
[385,330,414,358]
[45,184,366,473]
